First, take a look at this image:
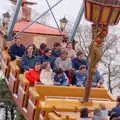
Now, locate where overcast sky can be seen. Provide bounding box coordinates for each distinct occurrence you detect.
[0,0,119,30]
[0,0,91,27]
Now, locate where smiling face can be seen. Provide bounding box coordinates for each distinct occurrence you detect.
[45,50,52,57]
[27,45,34,56]
[78,53,85,60]
[79,66,87,74]
[67,43,73,49]
[60,52,68,60]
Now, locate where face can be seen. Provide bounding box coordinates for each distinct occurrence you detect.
[15,39,21,46]
[67,43,72,49]
[80,67,87,74]
[78,54,84,60]
[55,45,61,50]
[45,50,52,57]
[27,46,34,55]
[61,53,67,60]
[35,64,41,71]
[57,73,63,78]
[46,63,51,70]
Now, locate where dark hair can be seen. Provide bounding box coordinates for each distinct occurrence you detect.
[62,39,67,43]
[44,48,51,53]
[67,42,72,45]
[55,68,64,74]
[26,44,34,50]
[79,65,86,70]
[25,44,34,54]
[117,96,120,103]
[80,108,89,118]
[53,42,61,48]
[42,62,50,69]
[40,43,47,50]
[77,51,83,56]
[14,36,21,40]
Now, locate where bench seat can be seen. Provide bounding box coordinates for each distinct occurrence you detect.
[26,85,115,120]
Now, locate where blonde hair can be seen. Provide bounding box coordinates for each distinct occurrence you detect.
[42,62,51,69]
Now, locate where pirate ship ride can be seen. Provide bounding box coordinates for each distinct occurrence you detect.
[0,0,120,120]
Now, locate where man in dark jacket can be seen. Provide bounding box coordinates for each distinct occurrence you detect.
[9,36,25,60]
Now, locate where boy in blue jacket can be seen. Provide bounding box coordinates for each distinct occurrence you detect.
[75,65,87,86]
[54,68,69,86]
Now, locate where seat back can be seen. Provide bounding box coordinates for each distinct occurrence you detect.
[17,74,30,108]
[34,85,113,100]
[1,49,11,77]
[9,59,21,93]
[27,85,114,120]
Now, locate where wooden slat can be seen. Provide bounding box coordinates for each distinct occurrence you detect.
[34,85,113,100]
[39,99,116,112]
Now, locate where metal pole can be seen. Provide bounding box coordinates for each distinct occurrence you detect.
[7,0,22,40]
[44,0,61,33]
[69,1,84,41]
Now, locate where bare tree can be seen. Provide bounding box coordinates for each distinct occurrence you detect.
[75,24,120,94]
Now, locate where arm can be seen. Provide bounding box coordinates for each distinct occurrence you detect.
[9,45,16,59]
[75,72,84,86]
[68,59,73,70]
[53,74,61,85]
[55,58,58,69]
[62,73,69,86]
[21,56,30,71]
[72,59,76,69]
[75,73,80,86]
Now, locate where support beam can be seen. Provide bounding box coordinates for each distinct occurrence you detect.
[7,0,22,40]
[69,1,84,41]
[84,24,108,102]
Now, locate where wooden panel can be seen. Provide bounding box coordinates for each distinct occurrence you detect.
[1,50,11,77]
[48,112,62,120]
[9,60,21,93]
[92,4,101,22]
[27,99,36,120]
[19,74,30,87]
[8,72,16,93]
[39,99,116,112]
[17,75,30,108]
[100,6,111,24]
[34,85,113,100]
[86,2,91,21]
[17,86,26,107]
[1,59,7,75]
[109,7,119,25]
